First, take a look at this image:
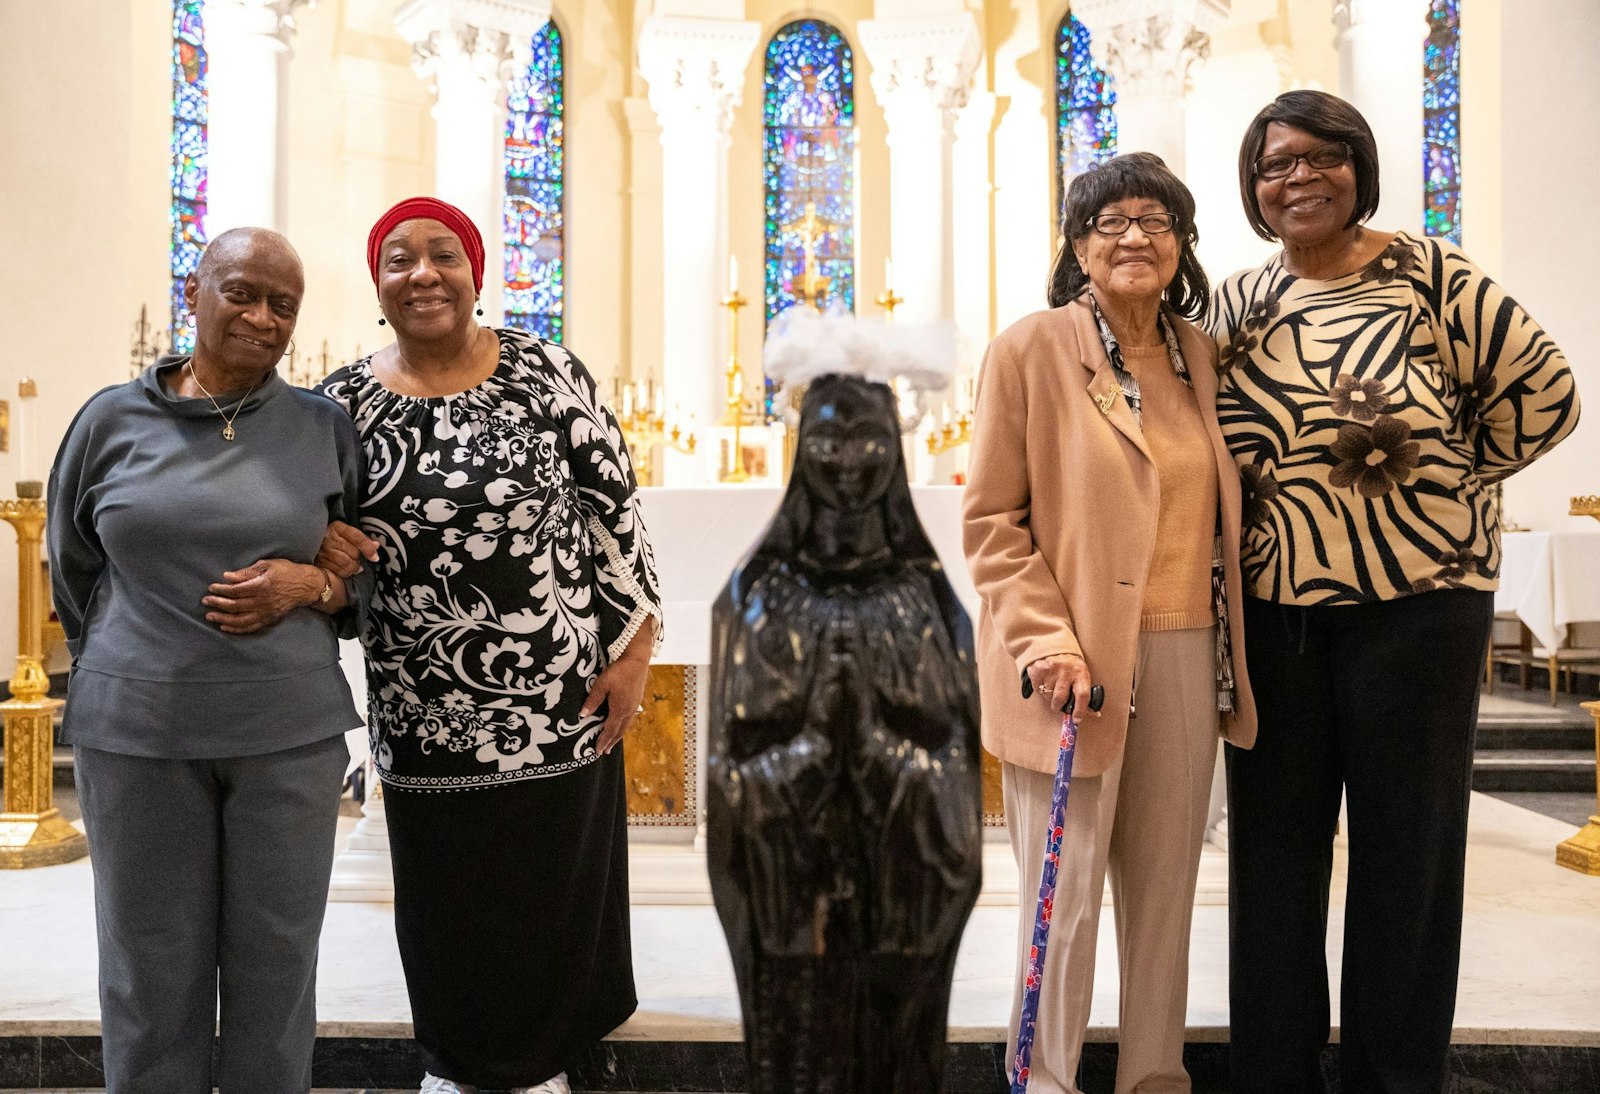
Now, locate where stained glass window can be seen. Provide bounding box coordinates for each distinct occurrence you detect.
[170,0,207,354]
[763,19,855,414]
[504,20,565,342]
[1423,0,1461,244]
[1055,10,1116,233]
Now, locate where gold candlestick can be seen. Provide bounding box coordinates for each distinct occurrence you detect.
[1557,494,1600,875]
[0,497,86,868]
[129,304,166,380]
[720,290,755,483]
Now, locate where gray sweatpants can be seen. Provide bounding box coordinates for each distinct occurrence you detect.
[74,735,348,1094]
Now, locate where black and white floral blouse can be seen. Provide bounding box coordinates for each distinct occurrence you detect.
[319,329,662,791]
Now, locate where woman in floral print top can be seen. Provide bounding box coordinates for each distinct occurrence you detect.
[1211,94,1578,1094]
[316,198,659,1094]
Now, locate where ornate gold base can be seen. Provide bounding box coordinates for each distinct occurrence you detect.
[0,807,87,868]
[1556,817,1600,876]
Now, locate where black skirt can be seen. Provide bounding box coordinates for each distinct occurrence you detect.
[384,748,636,1087]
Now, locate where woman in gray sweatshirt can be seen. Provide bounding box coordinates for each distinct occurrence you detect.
[47,227,371,1094]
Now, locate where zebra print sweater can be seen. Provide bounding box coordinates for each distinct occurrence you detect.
[1209,231,1579,605]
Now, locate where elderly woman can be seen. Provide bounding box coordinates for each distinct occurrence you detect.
[964,152,1256,1094]
[314,197,660,1094]
[1214,90,1580,1093]
[48,227,367,1093]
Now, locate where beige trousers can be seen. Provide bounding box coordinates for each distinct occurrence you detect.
[1003,627,1219,1094]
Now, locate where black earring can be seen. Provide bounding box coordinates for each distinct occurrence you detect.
[475,304,484,317]
[378,315,387,326]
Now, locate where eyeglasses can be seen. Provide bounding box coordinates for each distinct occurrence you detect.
[1085,212,1177,236]
[1253,142,1352,179]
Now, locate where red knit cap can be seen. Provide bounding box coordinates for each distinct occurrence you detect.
[366,196,486,292]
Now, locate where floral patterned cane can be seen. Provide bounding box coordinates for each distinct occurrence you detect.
[1010,683,1102,1094]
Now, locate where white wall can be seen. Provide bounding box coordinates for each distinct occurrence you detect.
[1495,0,1600,531]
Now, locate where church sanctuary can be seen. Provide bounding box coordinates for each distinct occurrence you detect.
[2,0,1598,1091]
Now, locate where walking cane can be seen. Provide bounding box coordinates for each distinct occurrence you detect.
[1010,679,1104,1094]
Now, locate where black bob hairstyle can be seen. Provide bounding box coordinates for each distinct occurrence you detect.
[1046,151,1208,321]
[1237,89,1381,242]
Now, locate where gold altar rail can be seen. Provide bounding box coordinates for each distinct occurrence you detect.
[1557,494,1600,875]
[1,496,86,868]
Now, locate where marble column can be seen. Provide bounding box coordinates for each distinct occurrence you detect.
[394,0,553,323]
[857,13,981,328]
[1333,0,1427,235]
[637,16,760,475]
[1072,0,1229,180]
[203,0,311,234]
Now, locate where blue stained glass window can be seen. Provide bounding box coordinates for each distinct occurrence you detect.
[170,0,207,353]
[1055,11,1117,232]
[504,20,565,342]
[1423,0,1461,244]
[763,19,855,416]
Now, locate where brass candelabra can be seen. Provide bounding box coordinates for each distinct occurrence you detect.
[129,304,167,379]
[0,497,86,868]
[926,379,976,457]
[614,378,696,486]
[1557,494,1600,876]
[720,290,761,483]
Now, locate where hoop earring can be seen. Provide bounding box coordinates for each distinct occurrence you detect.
[378,315,387,326]
[286,340,297,356]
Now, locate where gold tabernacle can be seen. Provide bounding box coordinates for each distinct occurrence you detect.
[0,497,86,868]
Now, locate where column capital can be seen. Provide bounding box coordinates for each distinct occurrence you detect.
[858,12,982,119]
[637,16,761,136]
[1072,0,1228,100]
[205,0,313,49]
[394,0,552,93]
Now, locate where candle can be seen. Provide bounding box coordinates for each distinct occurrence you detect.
[623,384,635,419]
[653,383,664,418]
[727,254,739,295]
[16,377,36,484]
[884,256,894,291]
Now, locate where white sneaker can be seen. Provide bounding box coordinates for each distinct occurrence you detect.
[513,1073,572,1094]
[420,1073,479,1094]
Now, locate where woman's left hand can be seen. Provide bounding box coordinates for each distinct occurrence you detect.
[203,559,322,635]
[581,657,650,756]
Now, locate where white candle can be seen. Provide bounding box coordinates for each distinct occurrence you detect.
[884,256,894,291]
[16,378,35,484]
[727,254,739,295]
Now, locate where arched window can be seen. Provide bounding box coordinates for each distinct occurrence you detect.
[1423,0,1461,244]
[763,21,855,396]
[1055,10,1116,232]
[170,0,207,353]
[503,20,565,342]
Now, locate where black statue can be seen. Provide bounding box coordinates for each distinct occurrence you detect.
[707,374,983,1093]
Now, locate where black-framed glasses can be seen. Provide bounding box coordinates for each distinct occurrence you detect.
[1253,142,1352,179]
[1086,212,1177,236]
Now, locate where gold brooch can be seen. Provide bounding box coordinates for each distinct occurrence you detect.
[1094,389,1118,415]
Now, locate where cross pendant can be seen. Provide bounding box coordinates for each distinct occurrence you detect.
[223,424,236,441]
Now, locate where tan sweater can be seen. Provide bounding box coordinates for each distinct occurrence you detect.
[1121,343,1218,631]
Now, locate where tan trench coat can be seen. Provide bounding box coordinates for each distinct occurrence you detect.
[961,298,1257,778]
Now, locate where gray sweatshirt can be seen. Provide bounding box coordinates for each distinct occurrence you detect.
[47,357,371,759]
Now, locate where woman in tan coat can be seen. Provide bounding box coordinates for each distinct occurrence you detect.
[963,152,1256,1094]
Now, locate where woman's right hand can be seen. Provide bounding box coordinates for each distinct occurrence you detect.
[317,520,379,579]
[1026,652,1097,717]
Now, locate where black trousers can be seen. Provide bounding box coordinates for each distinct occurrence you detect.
[1226,589,1493,1094]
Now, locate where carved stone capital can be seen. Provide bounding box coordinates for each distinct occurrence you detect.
[637,16,761,136]
[394,0,552,93]
[858,13,982,123]
[204,0,314,48]
[1071,0,1228,100]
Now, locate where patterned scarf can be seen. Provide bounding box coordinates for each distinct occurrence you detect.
[1084,291,1237,715]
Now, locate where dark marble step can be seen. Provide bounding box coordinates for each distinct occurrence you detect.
[2,1037,1597,1093]
[1473,750,1596,792]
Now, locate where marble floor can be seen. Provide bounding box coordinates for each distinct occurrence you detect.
[3,789,1598,1058]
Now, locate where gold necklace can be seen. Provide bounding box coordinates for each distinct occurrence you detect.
[188,361,261,442]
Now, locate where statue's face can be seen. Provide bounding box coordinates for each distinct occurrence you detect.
[798,379,899,512]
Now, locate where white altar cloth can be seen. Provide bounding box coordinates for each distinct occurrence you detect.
[1496,529,1600,650]
[637,485,978,665]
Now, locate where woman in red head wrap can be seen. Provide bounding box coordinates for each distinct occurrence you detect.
[317,197,661,1094]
